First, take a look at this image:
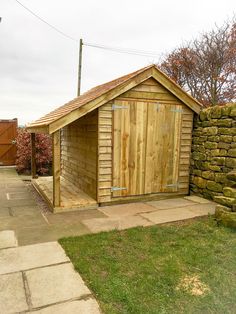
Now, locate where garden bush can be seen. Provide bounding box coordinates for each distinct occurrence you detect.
[16,127,52,175]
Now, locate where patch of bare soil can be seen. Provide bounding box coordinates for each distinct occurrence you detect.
[176,275,210,296]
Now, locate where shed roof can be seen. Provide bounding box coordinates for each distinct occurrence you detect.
[27,64,202,134]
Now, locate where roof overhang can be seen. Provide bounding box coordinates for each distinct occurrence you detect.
[26,65,202,134]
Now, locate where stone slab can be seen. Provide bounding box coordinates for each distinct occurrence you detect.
[146,198,195,210]
[26,263,90,308]
[17,223,90,246]
[185,203,216,215]
[11,205,41,217]
[46,209,106,225]
[0,242,69,275]
[30,298,100,314]
[0,198,37,207]
[184,195,212,204]
[82,215,153,233]
[0,272,28,313]
[141,203,216,224]
[0,230,18,249]
[140,207,200,224]
[0,214,47,231]
[99,202,157,218]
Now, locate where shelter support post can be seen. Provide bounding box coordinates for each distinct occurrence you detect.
[52,130,61,207]
[31,133,37,179]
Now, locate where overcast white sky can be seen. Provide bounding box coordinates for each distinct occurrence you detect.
[0,0,235,125]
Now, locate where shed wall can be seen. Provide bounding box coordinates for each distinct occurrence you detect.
[61,110,98,199]
[97,78,193,203]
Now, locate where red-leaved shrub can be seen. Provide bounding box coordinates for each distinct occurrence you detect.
[16,128,52,175]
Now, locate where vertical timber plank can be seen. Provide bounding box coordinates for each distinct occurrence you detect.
[31,133,37,179]
[52,130,61,207]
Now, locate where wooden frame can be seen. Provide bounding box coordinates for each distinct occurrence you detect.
[31,133,37,179]
[52,130,61,207]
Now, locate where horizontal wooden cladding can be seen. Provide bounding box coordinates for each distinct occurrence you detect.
[178,109,193,194]
[61,110,98,200]
[119,90,180,102]
[98,103,113,202]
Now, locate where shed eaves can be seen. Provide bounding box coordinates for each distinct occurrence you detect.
[27,64,203,133]
[27,65,153,128]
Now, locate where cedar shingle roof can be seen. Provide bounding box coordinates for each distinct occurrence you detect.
[27,64,153,128]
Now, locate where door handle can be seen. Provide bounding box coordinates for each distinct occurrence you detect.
[11,139,16,144]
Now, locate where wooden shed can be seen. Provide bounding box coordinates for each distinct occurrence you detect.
[27,65,202,212]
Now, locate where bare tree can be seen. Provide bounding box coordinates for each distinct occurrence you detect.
[159,18,236,106]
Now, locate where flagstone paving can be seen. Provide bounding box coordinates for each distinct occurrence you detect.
[0,167,217,313]
[0,167,217,244]
[0,236,101,314]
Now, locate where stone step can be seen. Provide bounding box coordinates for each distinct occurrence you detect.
[0,242,69,275]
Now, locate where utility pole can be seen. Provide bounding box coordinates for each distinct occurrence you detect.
[77,38,83,96]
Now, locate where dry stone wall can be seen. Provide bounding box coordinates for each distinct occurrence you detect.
[190,103,236,210]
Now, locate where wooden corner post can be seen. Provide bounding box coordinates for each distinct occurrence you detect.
[31,133,37,178]
[52,130,61,207]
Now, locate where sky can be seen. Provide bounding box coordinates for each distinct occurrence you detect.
[0,0,235,125]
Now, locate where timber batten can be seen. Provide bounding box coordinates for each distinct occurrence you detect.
[27,65,201,212]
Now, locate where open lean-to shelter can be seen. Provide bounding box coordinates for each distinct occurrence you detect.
[27,65,202,213]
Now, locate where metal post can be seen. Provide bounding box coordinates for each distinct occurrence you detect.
[77,38,83,96]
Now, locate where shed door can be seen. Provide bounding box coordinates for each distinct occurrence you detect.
[0,119,17,166]
[112,100,182,197]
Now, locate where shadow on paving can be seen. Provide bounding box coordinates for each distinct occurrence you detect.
[0,168,105,246]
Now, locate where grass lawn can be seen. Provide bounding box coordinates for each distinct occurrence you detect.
[59,218,236,314]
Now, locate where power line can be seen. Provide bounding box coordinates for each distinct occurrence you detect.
[15,0,78,42]
[83,42,160,58]
[14,0,160,58]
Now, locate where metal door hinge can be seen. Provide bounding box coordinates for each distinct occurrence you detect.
[111,186,127,192]
[166,183,179,188]
[170,108,183,113]
[112,104,129,110]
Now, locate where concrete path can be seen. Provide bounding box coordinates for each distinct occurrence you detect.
[0,168,216,244]
[0,235,101,314]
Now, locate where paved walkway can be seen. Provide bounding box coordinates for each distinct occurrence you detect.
[0,167,216,245]
[0,168,216,313]
[0,235,101,313]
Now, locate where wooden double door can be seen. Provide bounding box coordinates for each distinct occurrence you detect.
[112,100,182,197]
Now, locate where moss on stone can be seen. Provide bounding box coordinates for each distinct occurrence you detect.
[214,195,236,207]
[210,106,222,119]
[205,142,218,149]
[223,187,236,198]
[208,165,221,172]
[211,157,225,166]
[214,119,232,127]
[215,173,227,184]
[225,158,236,168]
[220,135,232,143]
[208,136,220,142]
[219,127,236,135]
[193,176,207,189]
[218,142,230,149]
[202,171,215,180]
[227,149,236,157]
[203,127,218,136]
[215,207,236,228]
[206,181,222,192]
[226,170,236,182]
